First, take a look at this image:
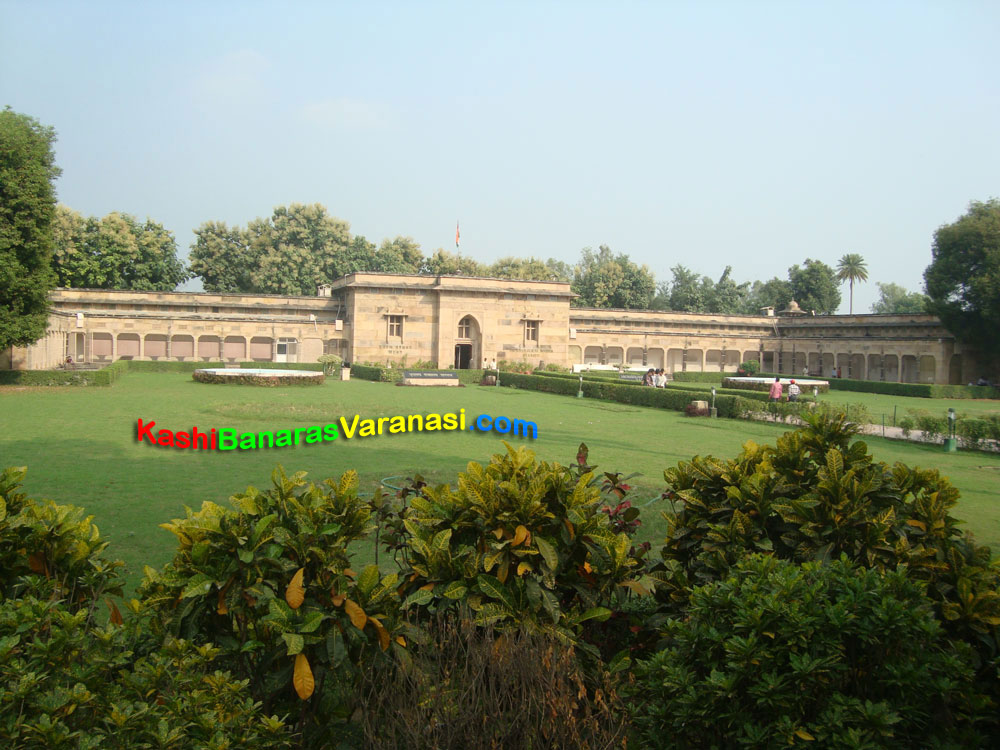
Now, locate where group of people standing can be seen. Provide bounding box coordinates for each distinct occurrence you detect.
[643,368,668,387]
[769,377,801,402]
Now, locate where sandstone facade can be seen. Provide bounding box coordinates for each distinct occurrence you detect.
[1,272,982,385]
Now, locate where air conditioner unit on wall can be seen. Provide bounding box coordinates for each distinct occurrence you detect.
[335,320,343,331]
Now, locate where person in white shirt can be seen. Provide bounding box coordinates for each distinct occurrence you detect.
[788,380,801,402]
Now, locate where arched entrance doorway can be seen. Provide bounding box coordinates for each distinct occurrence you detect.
[454,315,480,369]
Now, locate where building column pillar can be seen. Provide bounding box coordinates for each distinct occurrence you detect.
[934,356,949,385]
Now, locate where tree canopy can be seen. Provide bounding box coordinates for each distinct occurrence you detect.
[190,204,353,295]
[51,207,187,290]
[742,277,792,314]
[788,258,841,314]
[0,108,59,352]
[924,199,1000,368]
[571,245,655,308]
[870,282,929,315]
[421,249,488,276]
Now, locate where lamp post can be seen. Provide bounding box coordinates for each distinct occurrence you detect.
[944,408,957,452]
[710,386,717,418]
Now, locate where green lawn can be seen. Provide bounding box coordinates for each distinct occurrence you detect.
[3,373,999,592]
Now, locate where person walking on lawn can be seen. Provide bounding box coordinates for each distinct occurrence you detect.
[769,377,783,402]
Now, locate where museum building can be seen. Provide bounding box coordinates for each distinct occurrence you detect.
[1,272,982,385]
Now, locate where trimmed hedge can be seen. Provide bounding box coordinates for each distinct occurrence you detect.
[757,372,998,400]
[0,368,115,386]
[532,370,777,403]
[832,380,998,399]
[497,372,763,418]
[239,362,324,371]
[351,364,486,385]
[3,359,325,386]
[670,371,733,383]
[192,370,324,386]
[125,360,223,372]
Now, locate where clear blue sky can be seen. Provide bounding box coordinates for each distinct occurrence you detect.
[2,1,997,312]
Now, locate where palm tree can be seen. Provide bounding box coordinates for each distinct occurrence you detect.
[836,254,868,314]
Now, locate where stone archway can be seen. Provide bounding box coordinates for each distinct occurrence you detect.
[949,354,963,385]
[144,333,168,359]
[455,314,481,369]
[667,348,685,373]
[626,347,645,366]
[685,349,704,372]
[171,335,194,360]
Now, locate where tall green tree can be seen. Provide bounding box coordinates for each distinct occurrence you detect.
[571,245,655,309]
[543,258,573,282]
[251,204,352,295]
[924,199,1000,370]
[836,253,868,314]
[421,249,487,276]
[870,282,929,314]
[486,256,573,282]
[572,246,623,307]
[0,108,59,352]
[649,280,672,310]
[189,220,257,292]
[337,235,380,277]
[51,207,188,290]
[374,236,423,274]
[666,265,707,312]
[788,258,841,314]
[705,266,749,314]
[50,205,88,287]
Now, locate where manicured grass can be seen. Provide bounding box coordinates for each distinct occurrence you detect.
[3,373,999,592]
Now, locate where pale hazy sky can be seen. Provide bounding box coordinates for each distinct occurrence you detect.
[2,1,997,312]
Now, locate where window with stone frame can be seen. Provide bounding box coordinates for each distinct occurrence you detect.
[525,320,539,343]
[388,315,403,338]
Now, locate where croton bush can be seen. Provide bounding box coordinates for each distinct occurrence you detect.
[388,444,642,653]
[2,409,999,747]
[633,555,986,748]
[138,468,403,745]
[647,410,1000,742]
